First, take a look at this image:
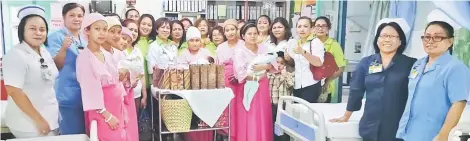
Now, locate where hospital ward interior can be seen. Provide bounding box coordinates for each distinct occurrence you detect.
[0,0,470,141]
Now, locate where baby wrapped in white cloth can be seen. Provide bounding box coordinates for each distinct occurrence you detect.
[243,46,278,111]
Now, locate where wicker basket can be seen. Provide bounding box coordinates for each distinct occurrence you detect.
[161,98,193,132]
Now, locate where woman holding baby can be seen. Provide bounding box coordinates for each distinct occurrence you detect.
[233,23,278,141]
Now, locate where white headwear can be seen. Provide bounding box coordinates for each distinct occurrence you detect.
[427,9,462,29]
[105,17,122,30]
[375,18,411,36]
[186,26,201,40]
[81,13,107,32]
[17,5,45,20]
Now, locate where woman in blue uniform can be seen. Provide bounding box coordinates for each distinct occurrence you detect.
[396,21,470,141]
[330,18,416,141]
[46,3,86,135]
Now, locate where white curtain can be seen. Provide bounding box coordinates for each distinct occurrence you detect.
[361,1,390,58]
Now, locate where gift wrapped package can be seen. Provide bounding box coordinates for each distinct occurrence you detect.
[190,65,200,90]
[216,65,225,89]
[181,69,190,90]
[207,64,217,89]
[159,70,171,89]
[200,64,209,89]
[170,69,185,90]
[153,68,165,88]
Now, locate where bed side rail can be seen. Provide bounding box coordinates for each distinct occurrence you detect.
[275,96,326,141]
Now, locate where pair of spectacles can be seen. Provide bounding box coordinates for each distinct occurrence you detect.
[315,25,329,29]
[39,58,48,69]
[420,36,450,42]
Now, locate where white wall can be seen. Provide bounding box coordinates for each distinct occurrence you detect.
[405,1,436,59]
[344,1,373,61]
[134,0,164,18]
[60,0,164,19]
[342,1,437,61]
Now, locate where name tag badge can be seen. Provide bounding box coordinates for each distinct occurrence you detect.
[368,64,383,74]
[41,68,52,80]
[409,68,419,79]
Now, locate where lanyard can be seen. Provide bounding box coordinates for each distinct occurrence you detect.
[66,29,84,51]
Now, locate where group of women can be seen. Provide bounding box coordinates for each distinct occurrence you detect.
[1,2,469,141]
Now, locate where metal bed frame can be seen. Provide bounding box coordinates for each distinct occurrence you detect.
[151,89,231,141]
[275,96,326,141]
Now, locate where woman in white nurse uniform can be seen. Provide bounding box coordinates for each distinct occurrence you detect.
[2,5,59,138]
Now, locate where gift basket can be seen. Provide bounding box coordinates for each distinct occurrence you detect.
[160,94,193,132]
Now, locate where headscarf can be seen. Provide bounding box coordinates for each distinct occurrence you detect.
[81,13,107,31]
[223,19,238,29]
[105,16,122,30]
[121,27,133,39]
[186,26,201,40]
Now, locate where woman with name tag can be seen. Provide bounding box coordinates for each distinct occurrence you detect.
[396,21,470,141]
[3,5,59,138]
[330,18,416,141]
[46,3,87,135]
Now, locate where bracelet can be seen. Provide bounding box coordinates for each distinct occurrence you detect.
[97,108,106,114]
[105,115,113,122]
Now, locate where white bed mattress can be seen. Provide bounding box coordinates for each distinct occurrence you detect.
[1,101,6,127]
[6,134,89,141]
[1,100,9,133]
[287,101,364,139]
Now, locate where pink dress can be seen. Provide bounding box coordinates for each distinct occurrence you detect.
[110,48,139,141]
[233,44,277,141]
[215,40,244,140]
[179,48,214,141]
[177,48,213,64]
[76,47,128,141]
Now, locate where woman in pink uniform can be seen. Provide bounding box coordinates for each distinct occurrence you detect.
[179,26,214,141]
[119,27,140,141]
[76,13,128,141]
[215,19,244,140]
[178,26,214,64]
[233,23,277,141]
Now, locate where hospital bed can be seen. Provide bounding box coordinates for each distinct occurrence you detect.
[276,96,470,141]
[1,101,98,141]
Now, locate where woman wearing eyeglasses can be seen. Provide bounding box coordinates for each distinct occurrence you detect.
[312,16,346,103]
[396,21,470,141]
[45,2,87,135]
[330,18,416,141]
[3,5,59,138]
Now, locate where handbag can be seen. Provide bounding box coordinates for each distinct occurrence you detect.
[309,40,339,81]
[138,109,153,141]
